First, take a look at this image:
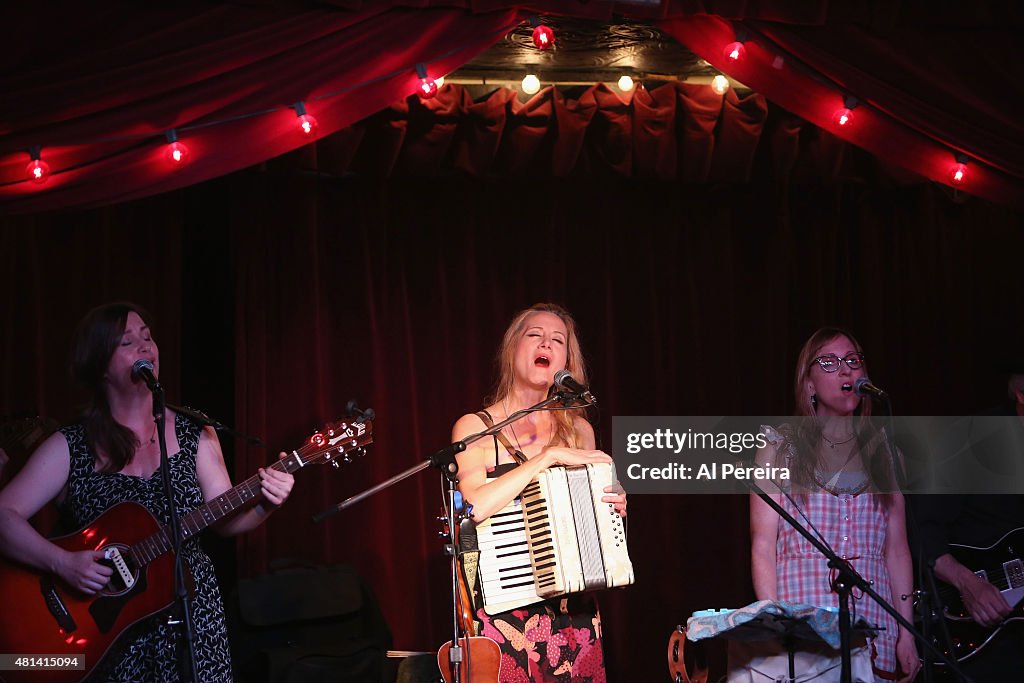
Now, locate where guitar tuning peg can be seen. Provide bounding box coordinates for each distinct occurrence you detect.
[330,460,341,469]
[343,453,353,463]
[355,447,367,457]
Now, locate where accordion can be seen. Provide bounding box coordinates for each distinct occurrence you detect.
[467,462,634,615]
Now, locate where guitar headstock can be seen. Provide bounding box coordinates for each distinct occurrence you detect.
[0,416,59,457]
[297,418,374,468]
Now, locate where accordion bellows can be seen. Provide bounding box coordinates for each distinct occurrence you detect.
[473,463,634,615]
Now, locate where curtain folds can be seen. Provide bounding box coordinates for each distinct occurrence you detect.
[296,82,771,181]
[2,2,1020,212]
[0,3,525,213]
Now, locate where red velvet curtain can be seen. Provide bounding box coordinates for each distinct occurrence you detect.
[300,81,768,180]
[2,3,1023,680]
[657,14,1024,209]
[3,167,1023,682]
[0,2,524,213]
[224,173,1024,679]
[2,2,1021,212]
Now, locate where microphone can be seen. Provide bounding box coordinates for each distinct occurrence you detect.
[345,399,375,424]
[131,359,161,393]
[553,369,597,404]
[854,376,888,400]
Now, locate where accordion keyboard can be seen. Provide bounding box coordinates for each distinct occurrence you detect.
[473,462,633,614]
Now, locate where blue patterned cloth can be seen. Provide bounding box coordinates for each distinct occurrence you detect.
[686,600,876,649]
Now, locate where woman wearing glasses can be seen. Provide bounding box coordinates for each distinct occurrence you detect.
[749,328,919,682]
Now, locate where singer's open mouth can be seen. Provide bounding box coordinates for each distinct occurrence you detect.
[841,383,853,392]
[535,355,550,367]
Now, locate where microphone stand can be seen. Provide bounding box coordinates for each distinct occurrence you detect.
[148,381,198,683]
[313,390,591,683]
[746,475,970,682]
[168,403,267,448]
[871,395,957,683]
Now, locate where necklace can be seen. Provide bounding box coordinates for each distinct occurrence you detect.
[821,431,855,449]
[503,399,525,453]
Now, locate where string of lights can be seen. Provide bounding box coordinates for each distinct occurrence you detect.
[3,13,992,199]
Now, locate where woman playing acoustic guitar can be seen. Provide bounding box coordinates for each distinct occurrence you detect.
[0,302,294,681]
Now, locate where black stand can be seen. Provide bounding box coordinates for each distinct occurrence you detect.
[169,403,267,449]
[747,475,969,682]
[148,382,198,683]
[873,395,961,682]
[313,390,592,683]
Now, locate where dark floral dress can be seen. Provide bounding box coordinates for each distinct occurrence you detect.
[59,414,233,682]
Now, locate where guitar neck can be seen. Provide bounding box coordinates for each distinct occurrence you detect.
[130,452,305,567]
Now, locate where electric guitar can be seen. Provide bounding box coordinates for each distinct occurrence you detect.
[932,527,1024,663]
[0,417,373,683]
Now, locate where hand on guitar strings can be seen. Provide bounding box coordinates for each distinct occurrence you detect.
[258,452,295,508]
[57,549,114,595]
[960,572,1013,627]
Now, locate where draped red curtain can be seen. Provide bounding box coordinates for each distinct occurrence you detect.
[224,172,1024,680]
[656,14,1024,209]
[301,82,768,180]
[2,3,1023,680]
[0,2,524,213]
[3,162,1022,683]
[2,2,1021,212]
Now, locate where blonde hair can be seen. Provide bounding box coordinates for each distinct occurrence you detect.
[487,303,588,448]
[794,326,871,418]
[790,327,895,496]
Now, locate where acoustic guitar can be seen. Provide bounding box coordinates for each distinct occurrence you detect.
[436,506,502,682]
[0,417,372,683]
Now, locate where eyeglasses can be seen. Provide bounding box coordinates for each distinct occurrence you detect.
[811,353,865,373]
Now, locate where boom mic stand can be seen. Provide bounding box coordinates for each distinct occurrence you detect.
[313,390,593,682]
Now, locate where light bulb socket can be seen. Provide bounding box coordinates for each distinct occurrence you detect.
[955,153,970,165]
[29,145,42,161]
[165,129,179,144]
[843,95,859,110]
[293,101,308,117]
[416,63,428,80]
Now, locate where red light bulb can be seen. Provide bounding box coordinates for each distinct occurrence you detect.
[833,107,853,127]
[165,141,189,166]
[297,113,318,136]
[26,158,50,184]
[950,162,967,185]
[418,78,438,98]
[723,41,746,62]
[532,24,555,50]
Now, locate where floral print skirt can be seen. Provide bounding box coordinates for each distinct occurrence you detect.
[476,594,605,683]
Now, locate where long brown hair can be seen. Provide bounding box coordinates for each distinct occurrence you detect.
[71,302,152,473]
[789,327,896,495]
[486,303,588,449]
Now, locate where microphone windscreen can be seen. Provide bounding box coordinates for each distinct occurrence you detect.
[132,358,155,378]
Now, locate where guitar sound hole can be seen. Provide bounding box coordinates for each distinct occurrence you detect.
[98,544,139,596]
